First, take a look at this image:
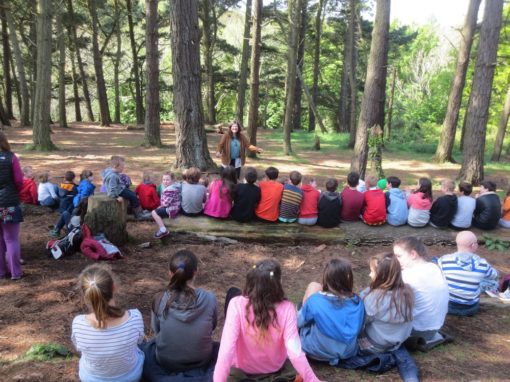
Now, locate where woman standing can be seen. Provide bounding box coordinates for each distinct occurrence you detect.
[0,132,23,280]
[216,121,263,179]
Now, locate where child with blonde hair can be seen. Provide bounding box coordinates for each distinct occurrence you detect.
[152,172,181,239]
[135,171,160,211]
[38,171,59,208]
[19,166,38,205]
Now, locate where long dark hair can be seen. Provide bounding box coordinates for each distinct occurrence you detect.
[154,250,198,318]
[0,132,11,152]
[322,258,355,299]
[228,121,242,139]
[414,177,432,201]
[367,253,414,322]
[220,166,237,200]
[243,259,285,339]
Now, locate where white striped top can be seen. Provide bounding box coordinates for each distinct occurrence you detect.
[71,309,144,378]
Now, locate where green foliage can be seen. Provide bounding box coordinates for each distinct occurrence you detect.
[22,343,71,361]
[483,235,510,251]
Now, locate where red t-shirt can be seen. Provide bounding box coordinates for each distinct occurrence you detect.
[255,181,284,222]
[135,183,160,211]
[340,187,364,221]
[299,184,320,218]
[362,189,387,224]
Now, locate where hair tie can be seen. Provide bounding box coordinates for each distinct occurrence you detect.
[89,280,97,287]
[269,271,274,277]
[176,263,186,270]
[252,265,257,269]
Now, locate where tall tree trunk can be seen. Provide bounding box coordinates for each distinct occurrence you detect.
[56,9,67,128]
[201,0,217,124]
[491,83,510,162]
[309,0,324,133]
[126,0,144,124]
[235,0,252,124]
[350,0,390,179]
[0,92,9,125]
[144,0,161,147]
[32,0,56,150]
[10,55,22,119]
[338,13,350,134]
[70,48,82,122]
[68,0,94,121]
[113,0,122,123]
[293,0,307,131]
[459,0,503,184]
[5,9,30,127]
[1,8,13,119]
[283,0,302,155]
[247,0,263,158]
[386,66,396,139]
[169,0,215,170]
[88,0,110,126]
[347,0,359,147]
[29,12,37,124]
[434,0,481,163]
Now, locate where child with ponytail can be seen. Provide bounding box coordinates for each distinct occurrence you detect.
[359,253,414,354]
[71,265,144,382]
[204,166,237,219]
[214,259,321,382]
[143,250,218,381]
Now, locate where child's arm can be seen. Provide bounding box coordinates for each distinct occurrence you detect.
[30,182,38,204]
[213,298,241,382]
[48,183,58,199]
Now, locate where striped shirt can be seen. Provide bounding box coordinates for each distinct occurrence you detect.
[71,309,144,378]
[279,183,304,221]
[437,252,498,305]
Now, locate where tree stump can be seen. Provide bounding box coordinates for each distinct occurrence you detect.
[84,194,128,246]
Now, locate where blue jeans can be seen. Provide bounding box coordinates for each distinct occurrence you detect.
[448,301,479,316]
[41,196,59,208]
[119,188,140,209]
[55,211,72,232]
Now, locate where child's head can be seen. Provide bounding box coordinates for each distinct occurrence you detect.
[415,177,432,200]
[161,172,174,188]
[480,180,496,193]
[80,170,93,181]
[22,166,34,179]
[365,174,378,188]
[265,166,279,181]
[377,178,387,190]
[143,171,154,184]
[78,264,124,329]
[199,175,209,188]
[393,236,427,270]
[347,171,360,187]
[325,178,338,192]
[386,176,401,189]
[244,167,258,184]
[39,171,51,183]
[243,259,285,334]
[64,171,76,182]
[458,181,473,196]
[441,179,455,193]
[322,258,354,298]
[289,171,302,186]
[221,166,238,184]
[185,167,201,184]
[110,155,125,172]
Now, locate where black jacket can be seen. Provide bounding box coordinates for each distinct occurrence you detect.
[0,151,20,208]
[317,191,342,228]
[473,193,501,230]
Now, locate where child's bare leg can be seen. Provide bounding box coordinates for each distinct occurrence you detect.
[152,210,166,230]
[302,281,322,306]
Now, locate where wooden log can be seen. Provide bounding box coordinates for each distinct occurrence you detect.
[84,194,128,246]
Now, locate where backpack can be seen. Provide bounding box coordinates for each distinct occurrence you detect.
[46,226,83,260]
[80,224,122,261]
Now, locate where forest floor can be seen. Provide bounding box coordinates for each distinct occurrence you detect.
[1,122,510,381]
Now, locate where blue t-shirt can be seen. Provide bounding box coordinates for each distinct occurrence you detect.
[230,138,241,160]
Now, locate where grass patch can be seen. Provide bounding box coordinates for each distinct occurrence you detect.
[21,343,72,362]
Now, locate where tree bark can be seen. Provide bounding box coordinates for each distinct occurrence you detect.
[201,0,217,124]
[70,48,82,122]
[491,84,510,162]
[5,8,30,127]
[84,194,128,246]
[283,0,302,155]
[113,0,122,124]
[32,0,56,150]
[67,0,94,121]
[247,0,262,158]
[126,0,144,124]
[169,0,215,170]
[347,0,359,148]
[1,8,13,120]
[459,0,503,184]
[309,0,324,133]
[293,0,307,131]
[88,0,110,126]
[434,0,481,163]
[350,0,390,179]
[56,9,67,128]
[235,0,252,125]
[144,0,161,147]
[28,11,37,124]
[386,66,396,139]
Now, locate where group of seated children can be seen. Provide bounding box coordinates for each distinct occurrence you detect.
[144,164,510,239]
[71,232,500,382]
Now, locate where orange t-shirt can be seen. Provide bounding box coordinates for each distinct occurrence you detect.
[503,196,510,221]
[255,181,284,222]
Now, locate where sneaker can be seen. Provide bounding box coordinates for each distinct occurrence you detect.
[154,230,170,239]
[20,258,26,265]
[11,275,23,281]
[48,229,60,238]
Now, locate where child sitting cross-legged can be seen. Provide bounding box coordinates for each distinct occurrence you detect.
[362,174,386,225]
[317,178,342,228]
[151,172,181,239]
[298,258,364,365]
[340,172,364,222]
[406,178,433,227]
[385,176,408,226]
[204,166,237,219]
[450,182,476,230]
[135,171,160,212]
[73,170,96,208]
[19,166,38,205]
[230,167,261,222]
[142,250,218,381]
[38,171,59,208]
[181,167,207,216]
[429,179,458,228]
[214,259,321,382]
[298,177,321,226]
[279,171,304,223]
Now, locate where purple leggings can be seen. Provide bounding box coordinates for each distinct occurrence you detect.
[0,223,22,279]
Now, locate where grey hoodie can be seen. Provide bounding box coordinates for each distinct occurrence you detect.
[101,167,124,198]
[151,288,218,371]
